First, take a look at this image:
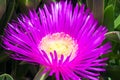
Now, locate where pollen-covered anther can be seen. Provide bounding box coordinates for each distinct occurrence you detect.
[39,32,78,60]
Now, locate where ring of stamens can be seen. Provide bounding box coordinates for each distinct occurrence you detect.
[39,32,78,61]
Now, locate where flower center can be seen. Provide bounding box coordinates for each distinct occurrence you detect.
[39,32,78,60]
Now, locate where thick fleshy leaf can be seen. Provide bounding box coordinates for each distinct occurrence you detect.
[105,31,120,43]
[104,4,114,31]
[114,14,120,30]
[0,74,14,80]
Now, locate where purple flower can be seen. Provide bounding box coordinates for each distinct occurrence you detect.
[2,1,111,80]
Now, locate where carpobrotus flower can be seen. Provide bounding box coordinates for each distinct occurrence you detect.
[2,1,111,80]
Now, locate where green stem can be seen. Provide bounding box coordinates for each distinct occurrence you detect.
[33,66,49,80]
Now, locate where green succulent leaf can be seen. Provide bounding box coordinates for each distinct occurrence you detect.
[105,31,120,43]
[114,14,120,30]
[104,4,114,31]
[0,74,14,80]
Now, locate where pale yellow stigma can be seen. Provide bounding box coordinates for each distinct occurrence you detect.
[39,32,78,60]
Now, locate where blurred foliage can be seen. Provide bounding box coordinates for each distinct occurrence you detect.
[0,0,15,34]
[0,0,120,80]
[0,0,6,19]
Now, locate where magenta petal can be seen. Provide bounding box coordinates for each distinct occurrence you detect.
[2,1,111,80]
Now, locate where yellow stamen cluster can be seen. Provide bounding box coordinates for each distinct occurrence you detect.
[39,32,78,60]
